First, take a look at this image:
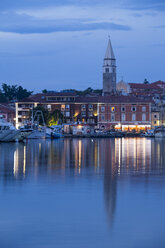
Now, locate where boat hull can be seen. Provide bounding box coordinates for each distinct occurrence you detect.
[155,131,165,138]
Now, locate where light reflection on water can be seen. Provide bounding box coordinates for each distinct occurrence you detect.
[0,138,165,248]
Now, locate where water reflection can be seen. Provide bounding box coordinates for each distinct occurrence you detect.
[0,138,165,231]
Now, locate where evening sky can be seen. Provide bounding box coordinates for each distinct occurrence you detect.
[0,0,164,91]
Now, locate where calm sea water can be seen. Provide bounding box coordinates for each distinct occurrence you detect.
[0,138,165,248]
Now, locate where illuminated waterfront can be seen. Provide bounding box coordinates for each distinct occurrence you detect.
[0,138,165,248]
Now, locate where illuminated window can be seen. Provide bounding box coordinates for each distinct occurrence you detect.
[61,105,65,111]
[142,106,146,112]
[111,107,115,112]
[101,106,105,112]
[131,106,136,112]
[132,114,136,121]
[142,113,146,121]
[66,112,70,117]
[121,106,125,112]
[47,105,51,111]
[111,113,115,121]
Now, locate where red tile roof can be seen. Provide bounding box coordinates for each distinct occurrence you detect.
[151,81,165,86]
[17,94,153,104]
[98,95,152,103]
[0,104,15,114]
[18,92,77,103]
[128,83,161,90]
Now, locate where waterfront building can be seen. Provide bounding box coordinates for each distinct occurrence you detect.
[128,83,163,98]
[97,96,152,131]
[103,39,116,95]
[151,80,165,90]
[0,103,15,124]
[15,92,98,128]
[15,93,153,131]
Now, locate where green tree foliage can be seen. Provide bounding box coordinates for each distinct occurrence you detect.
[0,90,7,102]
[30,106,63,126]
[47,109,64,126]
[42,89,48,93]
[143,79,149,84]
[61,87,102,96]
[0,83,32,102]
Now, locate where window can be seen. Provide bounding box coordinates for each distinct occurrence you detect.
[66,112,70,117]
[47,105,51,111]
[154,115,157,119]
[111,113,115,121]
[81,104,86,110]
[65,104,70,109]
[142,113,146,121]
[18,118,22,122]
[101,114,105,121]
[82,111,86,117]
[121,106,125,112]
[88,112,93,117]
[61,105,65,111]
[154,121,157,124]
[111,107,115,112]
[121,113,125,121]
[105,68,109,73]
[142,106,146,112]
[131,106,136,112]
[101,106,105,112]
[132,114,136,121]
[88,104,93,110]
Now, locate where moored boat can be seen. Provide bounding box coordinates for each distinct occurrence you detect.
[0,116,21,142]
[155,125,165,138]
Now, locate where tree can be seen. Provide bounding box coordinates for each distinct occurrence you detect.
[42,89,48,93]
[143,79,149,84]
[16,86,33,100]
[0,90,7,102]
[1,83,32,101]
[30,106,50,126]
[47,109,64,126]
[30,106,64,126]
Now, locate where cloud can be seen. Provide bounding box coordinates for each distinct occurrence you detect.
[0,21,131,34]
[154,25,165,29]
[0,11,131,34]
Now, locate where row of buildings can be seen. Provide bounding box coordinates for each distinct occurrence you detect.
[1,39,165,131]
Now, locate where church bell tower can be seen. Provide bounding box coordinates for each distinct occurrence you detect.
[103,38,116,95]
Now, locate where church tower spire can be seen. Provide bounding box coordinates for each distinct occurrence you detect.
[103,38,116,95]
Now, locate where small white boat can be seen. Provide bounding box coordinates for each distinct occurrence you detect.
[155,125,165,138]
[0,117,21,142]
